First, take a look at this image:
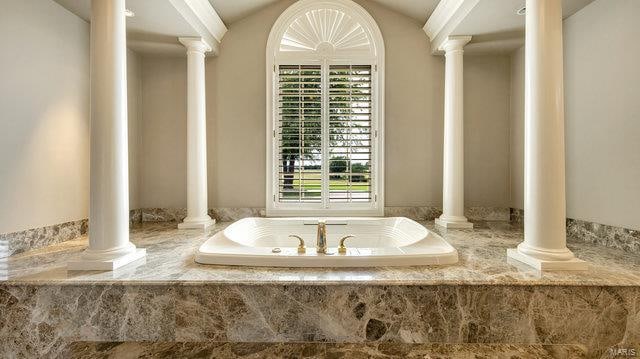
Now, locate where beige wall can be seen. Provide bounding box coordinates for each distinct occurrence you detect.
[140,56,188,209]
[140,0,512,209]
[127,49,143,210]
[0,0,90,234]
[509,0,640,230]
[0,0,143,233]
[509,46,525,210]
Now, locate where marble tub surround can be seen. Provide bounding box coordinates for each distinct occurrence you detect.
[65,342,588,358]
[0,219,88,258]
[137,207,267,223]
[511,208,640,254]
[464,206,510,221]
[1,283,637,357]
[567,218,640,254]
[2,222,640,357]
[141,207,508,224]
[140,207,187,222]
[4,221,640,286]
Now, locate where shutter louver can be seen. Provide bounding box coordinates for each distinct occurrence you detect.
[328,65,372,203]
[276,64,373,205]
[277,65,323,203]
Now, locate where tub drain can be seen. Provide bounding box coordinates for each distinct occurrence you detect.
[272,247,281,253]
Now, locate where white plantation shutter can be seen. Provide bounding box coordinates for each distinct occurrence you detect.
[328,65,372,203]
[276,64,373,206]
[277,65,323,203]
[267,1,384,216]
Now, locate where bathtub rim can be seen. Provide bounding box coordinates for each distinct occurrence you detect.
[195,216,459,267]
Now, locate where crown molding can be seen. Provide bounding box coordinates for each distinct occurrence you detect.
[169,0,227,56]
[423,0,479,55]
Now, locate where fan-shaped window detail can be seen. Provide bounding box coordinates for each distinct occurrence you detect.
[280,9,371,54]
[266,0,385,216]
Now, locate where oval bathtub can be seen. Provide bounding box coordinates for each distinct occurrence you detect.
[195,217,458,267]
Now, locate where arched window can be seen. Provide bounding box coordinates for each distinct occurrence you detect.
[266,0,384,216]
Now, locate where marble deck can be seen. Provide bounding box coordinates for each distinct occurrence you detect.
[3,221,640,286]
[1,221,640,358]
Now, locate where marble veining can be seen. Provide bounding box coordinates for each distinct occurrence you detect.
[0,219,88,258]
[64,342,589,358]
[510,207,524,225]
[1,283,637,357]
[141,207,509,223]
[0,207,512,260]
[1,210,145,258]
[3,221,640,286]
[2,222,640,357]
[140,207,187,222]
[210,208,267,222]
[385,206,510,221]
[511,208,640,254]
[567,218,640,254]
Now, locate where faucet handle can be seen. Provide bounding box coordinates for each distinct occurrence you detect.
[288,235,306,253]
[338,235,355,254]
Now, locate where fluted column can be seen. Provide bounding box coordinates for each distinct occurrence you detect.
[178,38,215,230]
[68,0,145,270]
[507,0,585,270]
[435,36,473,229]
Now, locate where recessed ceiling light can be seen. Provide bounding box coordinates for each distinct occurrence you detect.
[125,9,135,17]
[516,6,526,15]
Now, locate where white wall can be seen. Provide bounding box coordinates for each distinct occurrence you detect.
[509,0,640,230]
[140,0,512,209]
[0,0,143,233]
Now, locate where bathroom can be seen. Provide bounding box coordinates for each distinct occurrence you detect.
[0,0,639,357]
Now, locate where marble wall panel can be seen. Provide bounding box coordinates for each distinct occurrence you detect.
[2,284,637,358]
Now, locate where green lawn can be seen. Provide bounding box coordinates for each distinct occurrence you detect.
[281,170,370,197]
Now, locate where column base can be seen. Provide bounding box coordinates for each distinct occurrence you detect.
[435,216,473,229]
[507,248,587,271]
[68,248,146,271]
[178,217,216,230]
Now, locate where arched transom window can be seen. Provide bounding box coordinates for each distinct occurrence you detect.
[266,0,384,216]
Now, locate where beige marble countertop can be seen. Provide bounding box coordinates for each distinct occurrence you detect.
[2,221,640,286]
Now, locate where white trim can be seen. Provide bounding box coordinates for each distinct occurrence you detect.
[266,0,385,217]
[423,0,479,55]
[169,0,227,55]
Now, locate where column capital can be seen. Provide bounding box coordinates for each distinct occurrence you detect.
[179,37,212,54]
[440,36,472,53]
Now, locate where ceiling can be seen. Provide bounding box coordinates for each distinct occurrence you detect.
[455,0,594,36]
[453,0,595,53]
[53,0,596,56]
[54,0,204,55]
[208,0,441,25]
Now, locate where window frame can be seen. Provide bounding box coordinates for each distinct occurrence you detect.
[266,0,385,217]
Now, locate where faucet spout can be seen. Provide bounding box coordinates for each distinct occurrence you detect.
[316,220,327,254]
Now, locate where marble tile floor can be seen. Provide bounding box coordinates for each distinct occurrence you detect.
[66,342,588,359]
[2,221,640,286]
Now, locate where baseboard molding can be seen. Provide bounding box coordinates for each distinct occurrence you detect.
[11,207,633,258]
[137,207,511,223]
[0,219,88,258]
[509,208,640,254]
[2,209,143,258]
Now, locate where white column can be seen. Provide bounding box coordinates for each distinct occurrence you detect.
[435,36,473,229]
[68,0,145,271]
[178,38,215,230]
[507,0,585,270]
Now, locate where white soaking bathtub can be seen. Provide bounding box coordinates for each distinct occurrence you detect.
[195,217,458,267]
